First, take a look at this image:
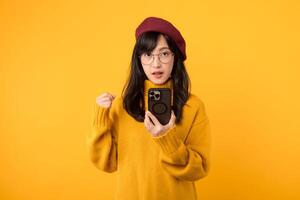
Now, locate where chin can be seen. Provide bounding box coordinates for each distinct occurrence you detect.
[149,77,168,85]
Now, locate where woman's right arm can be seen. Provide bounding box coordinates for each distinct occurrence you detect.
[86,93,118,173]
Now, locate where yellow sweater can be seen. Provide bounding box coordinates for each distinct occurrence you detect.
[87,79,211,200]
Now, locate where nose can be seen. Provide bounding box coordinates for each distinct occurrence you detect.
[151,55,161,68]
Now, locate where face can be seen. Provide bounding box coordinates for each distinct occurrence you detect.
[140,34,174,85]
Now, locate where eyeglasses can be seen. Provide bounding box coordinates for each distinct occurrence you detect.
[139,50,174,65]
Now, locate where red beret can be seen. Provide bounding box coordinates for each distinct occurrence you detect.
[135,16,187,61]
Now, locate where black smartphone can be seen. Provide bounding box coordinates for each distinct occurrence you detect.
[148,88,171,125]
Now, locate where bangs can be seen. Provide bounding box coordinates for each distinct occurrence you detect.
[136,31,161,55]
[135,32,179,60]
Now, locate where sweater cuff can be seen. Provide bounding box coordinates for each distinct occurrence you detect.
[93,103,111,129]
[152,126,182,155]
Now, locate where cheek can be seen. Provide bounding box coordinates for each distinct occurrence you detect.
[166,62,174,75]
[141,65,147,73]
[142,65,151,76]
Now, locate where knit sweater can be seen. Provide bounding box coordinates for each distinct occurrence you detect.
[87,79,211,200]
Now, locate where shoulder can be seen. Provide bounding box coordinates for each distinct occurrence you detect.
[185,93,208,123]
[186,93,206,109]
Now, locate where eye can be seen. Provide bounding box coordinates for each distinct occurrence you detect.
[143,52,151,57]
[161,51,170,56]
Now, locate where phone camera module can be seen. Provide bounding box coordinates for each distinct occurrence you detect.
[149,90,161,101]
[150,95,155,100]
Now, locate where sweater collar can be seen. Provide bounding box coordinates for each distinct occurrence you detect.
[144,78,173,111]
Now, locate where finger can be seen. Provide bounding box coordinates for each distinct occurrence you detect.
[97,100,111,105]
[98,92,109,98]
[171,110,176,120]
[168,110,176,126]
[144,118,153,129]
[104,95,113,102]
[96,100,111,108]
[97,97,111,102]
[97,98,112,104]
[109,94,116,101]
[146,112,156,127]
[96,98,113,105]
[98,92,115,100]
[144,112,154,128]
[103,93,116,101]
[147,111,161,126]
[96,95,107,102]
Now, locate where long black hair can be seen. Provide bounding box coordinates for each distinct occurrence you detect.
[121,31,191,123]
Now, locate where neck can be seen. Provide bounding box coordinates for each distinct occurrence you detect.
[144,78,173,111]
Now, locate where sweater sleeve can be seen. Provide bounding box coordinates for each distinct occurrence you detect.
[152,104,211,181]
[86,103,118,173]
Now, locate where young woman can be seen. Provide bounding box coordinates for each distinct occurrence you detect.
[87,16,211,200]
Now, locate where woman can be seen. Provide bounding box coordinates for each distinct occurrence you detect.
[87,16,211,200]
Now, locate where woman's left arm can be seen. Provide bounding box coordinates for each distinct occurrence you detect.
[152,113,211,182]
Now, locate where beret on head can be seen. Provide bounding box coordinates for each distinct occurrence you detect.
[135,16,187,61]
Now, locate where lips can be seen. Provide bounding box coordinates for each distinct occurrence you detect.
[152,71,163,75]
[152,71,163,79]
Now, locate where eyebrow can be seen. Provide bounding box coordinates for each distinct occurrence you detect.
[158,47,170,50]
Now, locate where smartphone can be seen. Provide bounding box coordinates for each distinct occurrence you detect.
[148,88,171,125]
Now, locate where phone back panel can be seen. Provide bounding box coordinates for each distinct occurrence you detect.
[148,88,171,125]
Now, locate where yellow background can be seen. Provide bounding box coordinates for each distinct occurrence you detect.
[1,0,299,199]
